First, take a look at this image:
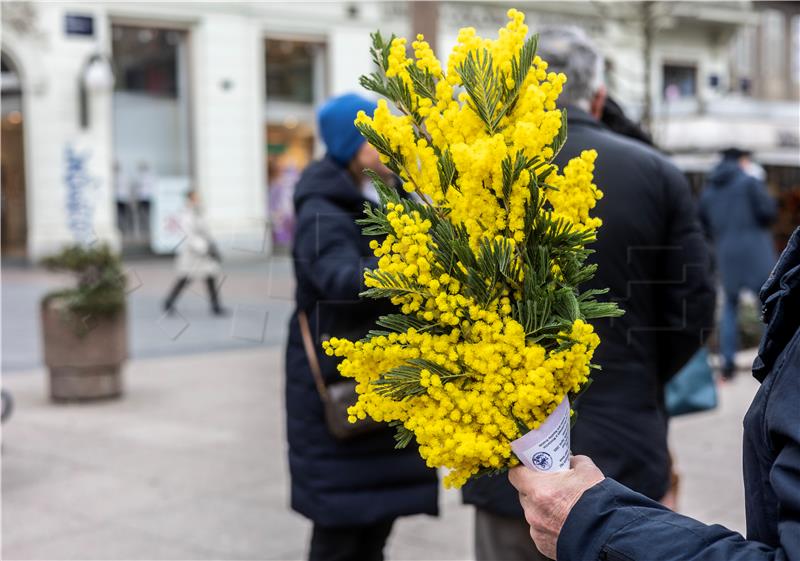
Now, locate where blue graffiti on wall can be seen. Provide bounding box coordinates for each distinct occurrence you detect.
[64,144,98,244]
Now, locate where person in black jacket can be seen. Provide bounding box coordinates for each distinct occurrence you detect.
[601,96,654,147]
[462,27,715,561]
[510,226,800,561]
[284,93,438,561]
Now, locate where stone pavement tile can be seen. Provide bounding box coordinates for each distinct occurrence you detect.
[3,344,284,441]
[2,258,292,372]
[221,476,475,561]
[1,500,96,552]
[3,402,275,500]
[2,342,762,560]
[265,254,295,302]
[2,522,214,561]
[674,468,746,533]
[19,420,276,498]
[217,471,292,512]
[389,506,473,560]
[0,445,84,494]
[669,373,758,536]
[114,494,309,560]
[700,499,750,535]
[230,304,271,343]
[4,461,195,522]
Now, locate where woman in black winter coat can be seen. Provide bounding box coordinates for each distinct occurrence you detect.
[284,93,438,561]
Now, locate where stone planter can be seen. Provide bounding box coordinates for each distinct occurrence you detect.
[41,297,127,401]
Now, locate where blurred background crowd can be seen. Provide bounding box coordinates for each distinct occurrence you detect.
[1,1,799,560]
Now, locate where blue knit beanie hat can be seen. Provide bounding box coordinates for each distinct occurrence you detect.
[318,93,377,166]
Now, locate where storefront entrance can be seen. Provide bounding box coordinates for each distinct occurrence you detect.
[264,37,326,250]
[1,52,27,259]
[111,24,192,254]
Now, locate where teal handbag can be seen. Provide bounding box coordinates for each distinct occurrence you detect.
[665,347,718,417]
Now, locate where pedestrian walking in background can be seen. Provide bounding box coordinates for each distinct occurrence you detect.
[461,27,716,561]
[163,190,228,316]
[510,226,800,561]
[114,160,133,236]
[132,161,155,240]
[284,93,438,561]
[700,148,778,380]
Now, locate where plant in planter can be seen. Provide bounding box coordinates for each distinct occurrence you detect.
[40,244,127,401]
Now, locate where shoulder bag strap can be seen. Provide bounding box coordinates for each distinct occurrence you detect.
[297,310,330,404]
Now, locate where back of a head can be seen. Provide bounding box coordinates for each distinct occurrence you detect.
[317,93,377,167]
[537,27,603,111]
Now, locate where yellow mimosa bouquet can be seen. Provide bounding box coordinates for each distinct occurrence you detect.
[324,9,622,488]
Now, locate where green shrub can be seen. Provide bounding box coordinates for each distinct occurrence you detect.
[42,244,126,318]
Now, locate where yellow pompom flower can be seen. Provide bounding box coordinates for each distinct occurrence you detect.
[325,11,622,488]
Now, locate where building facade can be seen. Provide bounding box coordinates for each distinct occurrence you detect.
[1,1,409,260]
[2,1,797,261]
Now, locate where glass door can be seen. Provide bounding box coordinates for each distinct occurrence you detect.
[111,24,192,254]
[264,37,326,250]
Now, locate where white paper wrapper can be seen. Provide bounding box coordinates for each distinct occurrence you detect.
[510,397,571,472]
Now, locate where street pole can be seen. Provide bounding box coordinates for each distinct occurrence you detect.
[641,1,656,135]
[409,1,439,51]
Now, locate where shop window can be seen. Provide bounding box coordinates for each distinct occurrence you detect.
[265,39,317,104]
[266,122,314,248]
[111,24,192,253]
[663,63,697,100]
[264,37,326,248]
[1,52,27,257]
[112,26,183,98]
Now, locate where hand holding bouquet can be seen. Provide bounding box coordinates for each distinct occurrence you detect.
[324,9,622,488]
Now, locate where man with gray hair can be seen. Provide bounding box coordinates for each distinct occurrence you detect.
[536,27,606,113]
[463,26,715,561]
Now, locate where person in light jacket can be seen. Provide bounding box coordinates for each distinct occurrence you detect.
[510,226,800,561]
[163,190,228,316]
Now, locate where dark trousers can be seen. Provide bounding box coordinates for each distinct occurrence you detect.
[474,508,550,561]
[117,201,132,235]
[164,276,222,312]
[136,200,151,237]
[309,519,394,561]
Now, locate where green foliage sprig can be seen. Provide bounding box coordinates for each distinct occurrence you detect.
[42,244,126,320]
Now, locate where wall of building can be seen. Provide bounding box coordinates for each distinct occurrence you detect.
[2,2,119,260]
[6,1,789,261]
[1,1,408,261]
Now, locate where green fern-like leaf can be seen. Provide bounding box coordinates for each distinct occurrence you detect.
[390,421,416,449]
[438,149,457,196]
[548,108,568,158]
[361,269,426,300]
[407,64,438,102]
[376,313,438,334]
[456,48,504,134]
[373,358,468,400]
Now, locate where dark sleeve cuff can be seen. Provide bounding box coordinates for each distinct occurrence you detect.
[557,478,771,561]
[557,478,657,561]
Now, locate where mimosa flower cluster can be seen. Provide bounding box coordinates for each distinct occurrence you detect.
[323,10,621,488]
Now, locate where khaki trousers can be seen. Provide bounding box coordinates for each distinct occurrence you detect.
[474,508,552,561]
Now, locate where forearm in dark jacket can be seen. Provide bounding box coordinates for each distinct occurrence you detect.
[558,478,793,561]
[656,166,716,381]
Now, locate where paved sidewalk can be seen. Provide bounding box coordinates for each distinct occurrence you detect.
[2,346,759,560]
[1,257,295,372]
